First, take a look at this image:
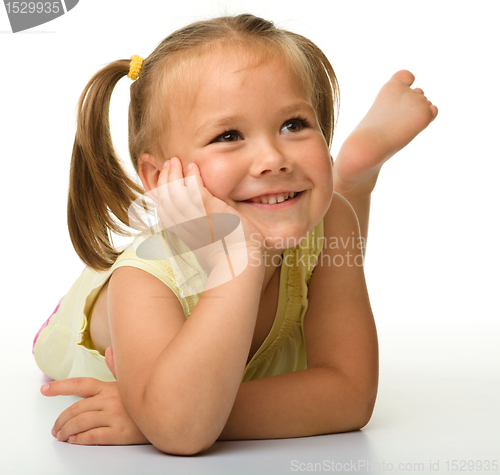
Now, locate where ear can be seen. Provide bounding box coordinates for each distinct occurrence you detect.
[139,153,164,203]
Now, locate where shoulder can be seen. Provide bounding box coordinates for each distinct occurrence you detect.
[107,233,191,335]
[106,265,187,391]
[107,266,186,326]
[111,232,202,314]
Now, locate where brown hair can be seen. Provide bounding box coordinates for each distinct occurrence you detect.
[67,14,340,271]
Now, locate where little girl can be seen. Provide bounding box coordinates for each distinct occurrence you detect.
[34,14,437,454]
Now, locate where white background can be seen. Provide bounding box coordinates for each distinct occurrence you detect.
[1,1,499,474]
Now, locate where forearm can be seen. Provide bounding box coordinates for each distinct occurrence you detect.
[332,130,382,256]
[218,367,376,441]
[135,259,265,453]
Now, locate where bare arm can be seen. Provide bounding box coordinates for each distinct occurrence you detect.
[109,250,265,455]
[218,193,378,440]
[218,367,371,440]
[333,189,371,256]
[332,135,376,255]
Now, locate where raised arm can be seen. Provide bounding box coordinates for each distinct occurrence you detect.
[217,192,378,440]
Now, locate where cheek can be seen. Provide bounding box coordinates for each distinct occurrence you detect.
[309,148,334,201]
[197,157,240,199]
[303,143,333,181]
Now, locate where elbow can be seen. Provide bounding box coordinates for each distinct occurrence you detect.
[351,387,378,431]
[341,400,375,433]
[353,367,379,431]
[151,434,215,456]
[144,418,217,456]
[356,397,376,430]
[139,397,220,455]
[338,373,378,432]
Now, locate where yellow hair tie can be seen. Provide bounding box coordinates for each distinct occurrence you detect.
[128,55,143,80]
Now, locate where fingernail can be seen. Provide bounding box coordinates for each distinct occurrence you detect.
[170,157,177,166]
[69,435,76,443]
[57,431,62,441]
[187,163,193,171]
[51,427,57,437]
[162,160,170,169]
[41,384,50,393]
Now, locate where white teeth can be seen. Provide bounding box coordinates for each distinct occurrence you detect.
[250,192,298,204]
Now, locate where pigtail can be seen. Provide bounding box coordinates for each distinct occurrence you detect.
[68,60,144,271]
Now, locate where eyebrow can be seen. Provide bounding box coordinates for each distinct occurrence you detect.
[195,101,316,138]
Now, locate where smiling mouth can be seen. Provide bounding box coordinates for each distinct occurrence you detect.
[243,191,301,204]
[237,191,304,209]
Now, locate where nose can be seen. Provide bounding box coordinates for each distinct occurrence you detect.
[249,141,293,176]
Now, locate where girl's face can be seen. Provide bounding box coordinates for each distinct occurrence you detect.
[161,48,333,249]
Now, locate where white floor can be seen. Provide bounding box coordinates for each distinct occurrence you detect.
[2,322,499,475]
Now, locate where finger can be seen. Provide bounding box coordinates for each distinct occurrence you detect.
[156,169,184,226]
[158,157,185,200]
[52,396,102,437]
[155,160,175,214]
[105,347,117,380]
[157,158,198,223]
[185,162,226,214]
[57,411,109,442]
[185,163,207,212]
[157,205,177,229]
[41,377,104,398]
[67,427,118,446]
[154,165,177,229]
[166,157,202,218]
[391,69,415,87]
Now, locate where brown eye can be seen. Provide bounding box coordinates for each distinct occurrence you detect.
[281,119,305,134]
[213,130,241,143]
